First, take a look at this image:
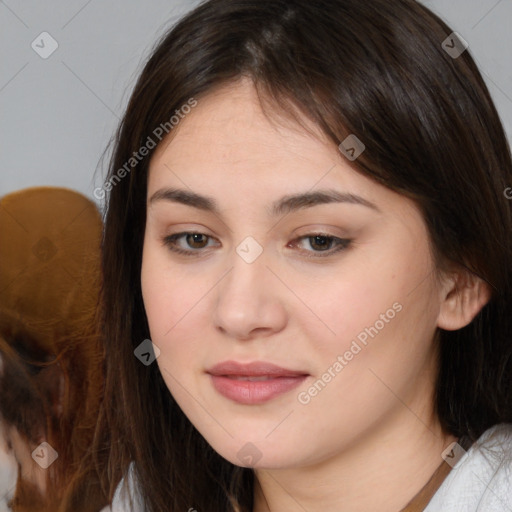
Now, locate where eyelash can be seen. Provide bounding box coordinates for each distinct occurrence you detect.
[161,231,352,258]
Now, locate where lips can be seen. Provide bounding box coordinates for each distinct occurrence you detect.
[206,360,309,404]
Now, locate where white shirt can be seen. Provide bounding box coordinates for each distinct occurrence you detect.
[424,423,512,511]
[105,423,512,512]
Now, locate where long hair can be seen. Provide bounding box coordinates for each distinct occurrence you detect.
[0,187,108,511]
[95,1,512,510]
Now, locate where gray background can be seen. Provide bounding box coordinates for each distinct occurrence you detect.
[0,0,511,505]
[1,0,511,205]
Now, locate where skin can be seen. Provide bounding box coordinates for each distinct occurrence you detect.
[141,77,490,511]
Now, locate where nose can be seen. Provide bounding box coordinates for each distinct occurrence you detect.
[212,249,288,341]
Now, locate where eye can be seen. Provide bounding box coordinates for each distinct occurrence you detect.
[289,233,351,257]
[162,231,351,258]
[162,232,219,255]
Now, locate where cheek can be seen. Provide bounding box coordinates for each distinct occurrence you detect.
[299,236,439,370]
[141,237,194,336]
[140,240,213,370]
[290,252,440,435]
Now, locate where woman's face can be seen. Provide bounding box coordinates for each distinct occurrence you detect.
[141,78,448,469]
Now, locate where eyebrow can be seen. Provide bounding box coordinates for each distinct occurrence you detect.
[148,187,381,216]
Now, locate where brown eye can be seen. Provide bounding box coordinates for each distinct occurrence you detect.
[186,233,209,249]
[290,233,352,258]
[162,231,219,256]
[308,235,334,251]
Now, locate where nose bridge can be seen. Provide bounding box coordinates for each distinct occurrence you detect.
[219,237,269,307]
[212,236,287,338]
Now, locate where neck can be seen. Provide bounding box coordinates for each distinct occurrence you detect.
[253,402,457,512]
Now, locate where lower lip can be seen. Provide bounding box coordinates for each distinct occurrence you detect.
[209,374,308,405]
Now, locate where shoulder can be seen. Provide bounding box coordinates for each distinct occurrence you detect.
[100,462,145,512]
[425,423,512,512]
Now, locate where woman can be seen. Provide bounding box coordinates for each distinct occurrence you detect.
[95,0,512,510]
[0,187,108,511]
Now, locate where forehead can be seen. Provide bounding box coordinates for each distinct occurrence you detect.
[146,79,417,221]
[149,78,336,175]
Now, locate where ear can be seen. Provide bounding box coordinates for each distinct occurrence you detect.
[437,267,492,331]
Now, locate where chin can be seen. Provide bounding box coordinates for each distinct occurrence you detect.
[202,433,306,470]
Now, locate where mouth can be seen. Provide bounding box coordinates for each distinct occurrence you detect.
[221,375,283,381]
[206,360,309,405]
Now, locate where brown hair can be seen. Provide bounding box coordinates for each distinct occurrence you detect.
[95,0,512,510]
[0,187,108,511]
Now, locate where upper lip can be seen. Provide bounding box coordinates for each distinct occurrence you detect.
[207,360,309,377]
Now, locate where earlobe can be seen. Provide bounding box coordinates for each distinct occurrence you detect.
[437,269,492,331]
